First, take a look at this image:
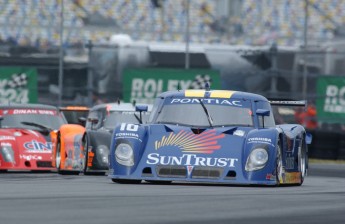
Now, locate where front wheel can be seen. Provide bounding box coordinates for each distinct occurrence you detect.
[56,137,79,175]
[297,138,308,186]
[82,136,89,175]
[275,141,284,186]
[56,136,63,174]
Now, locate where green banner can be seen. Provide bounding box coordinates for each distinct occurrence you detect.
[0,67,38,103]
[123,68,221,104]
[316,76,345,123]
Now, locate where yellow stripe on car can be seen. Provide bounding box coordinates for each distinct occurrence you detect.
[210,90,236,98]
[185,90,205,97]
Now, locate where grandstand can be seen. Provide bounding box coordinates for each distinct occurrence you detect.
[0,0,345,50]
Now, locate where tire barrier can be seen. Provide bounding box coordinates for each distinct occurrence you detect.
[307,129,345,160]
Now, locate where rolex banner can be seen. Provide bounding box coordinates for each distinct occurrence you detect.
[316,76,345,123]
[123,68,221,104]
[0,67,38,103]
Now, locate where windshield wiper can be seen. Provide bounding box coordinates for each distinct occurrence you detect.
[21,121,53,133]
[197,99,213,128]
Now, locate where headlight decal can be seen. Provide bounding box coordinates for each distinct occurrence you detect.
[245,147,269,171]
[115,143,134,166]
[97,145,109,164]
[1,144,15,163]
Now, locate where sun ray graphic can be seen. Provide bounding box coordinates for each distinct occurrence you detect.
[155,129,225,154]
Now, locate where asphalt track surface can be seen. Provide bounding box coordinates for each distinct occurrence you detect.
[0,163,344,224]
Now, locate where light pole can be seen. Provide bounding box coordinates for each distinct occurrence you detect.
[58,0,64,106]
[185,0,190,69]
[302,0,309,101]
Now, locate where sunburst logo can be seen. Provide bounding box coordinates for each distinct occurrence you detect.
[155,129,225,154]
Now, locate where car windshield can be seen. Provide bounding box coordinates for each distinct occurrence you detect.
[155,97,253,127]
[62,110,89,124]
[103,111,150,129]
[0,109,66,130]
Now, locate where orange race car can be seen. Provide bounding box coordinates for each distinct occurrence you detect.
[51,102,150,175]
[50,106,89,174]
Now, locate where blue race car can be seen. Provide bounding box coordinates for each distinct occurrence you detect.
[108,89,311,186]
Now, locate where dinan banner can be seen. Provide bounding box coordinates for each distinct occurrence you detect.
[316,76,345,123]
[0,67,38,103]
[123,68,221,104]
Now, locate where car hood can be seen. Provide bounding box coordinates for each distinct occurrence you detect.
[140,124,251,169]
[0,128,52,152]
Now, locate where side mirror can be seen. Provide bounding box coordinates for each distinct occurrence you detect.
[78,117,87,126]
[136,105,148,112]
[88,117,99,130]
[256,109,270,128]
[88,117,99,124]
[256,109,270,116]
[135,105,148,124]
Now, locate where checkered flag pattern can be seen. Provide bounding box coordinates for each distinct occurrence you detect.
[189,74,212,89]
[6,73,28,88]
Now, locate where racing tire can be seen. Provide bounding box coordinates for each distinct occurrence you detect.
[56,136,79,175]
[56,136,64,174]
[297,137,308,186]
[275,140,284,186]
[111,179,142,184]
[82,135,91,175]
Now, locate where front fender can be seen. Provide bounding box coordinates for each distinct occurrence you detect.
[243,128,279,181]
[52,124,85,169]
[86,129,112,169]
[109,123,148,175]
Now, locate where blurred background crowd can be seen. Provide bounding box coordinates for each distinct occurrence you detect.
[1,0,345,51]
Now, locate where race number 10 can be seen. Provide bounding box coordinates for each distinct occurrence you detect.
[120,123,139,132]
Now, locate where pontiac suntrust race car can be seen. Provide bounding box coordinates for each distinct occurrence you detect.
[0,104,67,171]
[109,89,311,186]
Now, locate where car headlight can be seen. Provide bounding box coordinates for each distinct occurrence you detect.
[245,148,268,171]
[97,145,109,164]
[1,145,15,162]
[115,143,134,166]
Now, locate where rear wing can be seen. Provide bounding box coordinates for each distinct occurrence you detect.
[269,100,306,107]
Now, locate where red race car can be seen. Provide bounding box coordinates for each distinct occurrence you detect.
[0,103,67,171]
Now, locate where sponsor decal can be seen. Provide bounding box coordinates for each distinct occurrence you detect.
[155,129,225,154]
[233,130,245,137]
[115,132,142,142]
[19,155,42,161]
[266,173,276,181]
[0,69,38,104]
[0,135,16,141]
[170,98,242,107]
[115,123,142,142]
[24,140,52,152]
[187,165,194,176]
[147,153,238,167]
[248,137,274,146]
[323,84,345,113]
[8,109,56,115]
[124,69,221,104]
[1,142,12,147]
